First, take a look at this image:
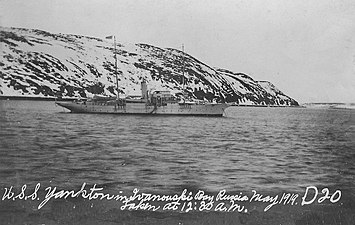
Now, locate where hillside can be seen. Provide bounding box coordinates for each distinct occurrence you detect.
[0,27,298,106]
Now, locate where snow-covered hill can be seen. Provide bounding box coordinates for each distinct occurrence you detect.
[0,27,298,106]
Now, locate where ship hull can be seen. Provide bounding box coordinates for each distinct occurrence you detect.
[56,102,229,117]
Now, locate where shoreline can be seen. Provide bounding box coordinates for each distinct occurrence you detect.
[0,95,79,101]
[0,95,301,107]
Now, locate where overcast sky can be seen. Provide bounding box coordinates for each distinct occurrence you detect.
[1,0,355,103]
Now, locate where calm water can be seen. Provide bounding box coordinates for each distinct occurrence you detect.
[0,100,354,194]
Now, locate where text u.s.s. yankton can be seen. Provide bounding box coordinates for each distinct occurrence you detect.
[1,183,341,213]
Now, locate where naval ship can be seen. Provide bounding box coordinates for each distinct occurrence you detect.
[56,37,229,117]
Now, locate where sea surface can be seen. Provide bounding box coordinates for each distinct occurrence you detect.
[0,100,354,194]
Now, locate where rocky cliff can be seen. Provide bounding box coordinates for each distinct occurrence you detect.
[0,27,298,106]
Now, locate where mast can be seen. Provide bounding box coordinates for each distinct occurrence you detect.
[106,35,119,100]
[114,36,119,100]
[182,44,185,95]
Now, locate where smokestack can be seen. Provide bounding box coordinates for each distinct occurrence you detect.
[141,79,147,99]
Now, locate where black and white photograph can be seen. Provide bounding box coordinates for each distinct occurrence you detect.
[0,0,354,224]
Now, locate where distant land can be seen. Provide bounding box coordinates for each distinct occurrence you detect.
[302,103,355,110]
[0,26,299,106]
